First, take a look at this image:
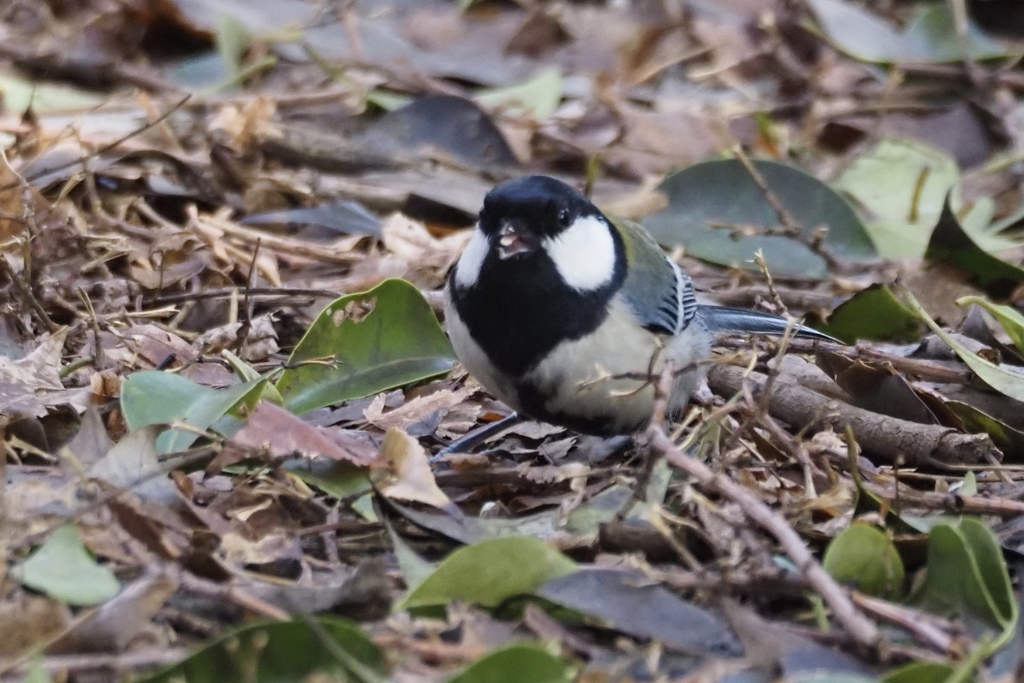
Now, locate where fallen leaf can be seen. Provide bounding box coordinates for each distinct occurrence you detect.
[372,428,455,513]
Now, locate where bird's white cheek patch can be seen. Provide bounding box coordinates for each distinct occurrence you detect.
[544,215,616,291]
[454,228,490,288]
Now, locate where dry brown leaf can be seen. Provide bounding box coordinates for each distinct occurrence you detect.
[220,401,381,469]
[372,428,457,513]
[0,594,72,657]
[0,329,86,417]
[363,386,475,432]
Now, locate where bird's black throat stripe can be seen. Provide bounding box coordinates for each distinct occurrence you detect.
[450,242,626,379]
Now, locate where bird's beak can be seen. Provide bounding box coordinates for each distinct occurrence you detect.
[497,223,538,259]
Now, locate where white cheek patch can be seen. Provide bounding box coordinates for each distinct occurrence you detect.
[544,215,617,291]
[454,228,490,288]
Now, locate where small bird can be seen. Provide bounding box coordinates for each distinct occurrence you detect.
[444,175,835,437]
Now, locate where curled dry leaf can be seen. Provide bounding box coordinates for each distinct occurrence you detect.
[363,386,475,432]
[372,428,457,514]
[0,329,85,417]
[219,401,382,468]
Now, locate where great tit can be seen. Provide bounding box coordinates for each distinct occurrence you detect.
[444,175,836,436]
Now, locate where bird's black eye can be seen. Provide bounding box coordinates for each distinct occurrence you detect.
[557,208,571,227]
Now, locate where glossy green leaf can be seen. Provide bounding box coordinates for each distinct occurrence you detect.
[946,401,1024,456]
[902,285,1024,402]
[120,371,267,453]
[808,0,1008,64]
[915,519,1017,645]
[958,295,1024,354]
[10,525,119,606]
[476,66,563,120]
[137,617,386,683]
[832,139,959,258]
[822,524,904,599]
[446,644,572,683]
[816,284,919,343]
[399,536,576,609]
[643,159,875,278]
[926,196,1024,292]
[276,279,455,414]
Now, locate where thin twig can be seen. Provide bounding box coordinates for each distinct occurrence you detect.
[146,286,338,306]
[2,95,192,193]
[0,648,189,678]
[732,145,801,235]
[645,369,883,653]
[233,239,261,353]
[0,254,58,332]
[851,591,960,656]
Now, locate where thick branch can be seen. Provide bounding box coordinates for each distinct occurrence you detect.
[707,364,1001,466]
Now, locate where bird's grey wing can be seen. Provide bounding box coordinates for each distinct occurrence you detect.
[612,218,697,336]
[698,305,840,343]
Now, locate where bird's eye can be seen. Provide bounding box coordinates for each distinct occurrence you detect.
[557,208,571,227]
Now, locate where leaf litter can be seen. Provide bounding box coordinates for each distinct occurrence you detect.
[3,0,1024,681]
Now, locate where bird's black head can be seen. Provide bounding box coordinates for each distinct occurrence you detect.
[479,175,602,258]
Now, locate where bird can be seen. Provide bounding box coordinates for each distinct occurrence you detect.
[443,175,837,439]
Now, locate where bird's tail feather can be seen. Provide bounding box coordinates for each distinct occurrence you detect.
[698,305,839,343]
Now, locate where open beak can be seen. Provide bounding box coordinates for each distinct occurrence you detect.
[497,223,538,259]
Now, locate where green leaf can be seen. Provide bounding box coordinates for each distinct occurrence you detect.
[808,0,1008,64]
[286,459,371,500]
[137,617,386,683]
[926,195,1024,292]
[446,644,573,683]
[816,284,920,344]
[215,13,252,78]
[946,400,1024,454]
[0,73,103,114]
[120,371,267,453]
[915,519,1017,645]
[399,536,576,609]
[276,279,455,414]
[383,518,436,594]
[958,295,1024,354]
[365,89,414,112]
[24,659,53,683]
[563,460,671,534]
[822,524,904,599]
[476,67,563,120]
[832,139,959,258]
[901,284,1024,403]
[643,159,875,279]
[10,525,119,606]
[882,661,954,683]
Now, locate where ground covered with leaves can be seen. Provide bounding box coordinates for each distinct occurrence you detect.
[4,0,1024,681]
